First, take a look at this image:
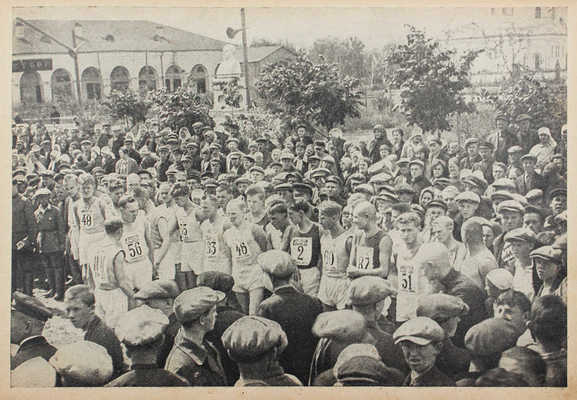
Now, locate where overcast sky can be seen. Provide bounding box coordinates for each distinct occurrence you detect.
[14,6,543,50]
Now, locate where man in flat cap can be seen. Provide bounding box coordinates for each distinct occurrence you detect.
[453,191,480,240]
[408,159,431,195]
[134,280,181,368]
[165,287,227,386]
[348,276,407,373]
[514,114,535,153]
[488,113,517,163]
[222,316,302,386]
[106,306,188,386]
[460,138,481,170]
[393,316,455,386]
[50,341,114,386]
[516,153,545,196]
[256,249,323,384]
[494,200,525,271]
[417,294,472,380]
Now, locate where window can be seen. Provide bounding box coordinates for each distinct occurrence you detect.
[82,67,102,100]
[190,64,208,94]
[138,65,158,97]
[165,65,183,92]
[535,7,541,18]
[110,66,130,92]
[20,71,43,104]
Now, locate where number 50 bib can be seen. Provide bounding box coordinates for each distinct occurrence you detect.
[291,237,312,266]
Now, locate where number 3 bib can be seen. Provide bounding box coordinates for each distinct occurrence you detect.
[291,237,312,266]
[205,235,219,259]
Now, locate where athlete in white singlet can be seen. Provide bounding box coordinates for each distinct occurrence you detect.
[223,198,269,315]
[149,183,180,281]
[200,195,233,276]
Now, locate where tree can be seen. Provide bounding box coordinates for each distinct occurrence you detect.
[386,26,482,134]
[255,51,362,132]
[103,89,151,128]
[149,87,214,131]
[481,75,566,140]
[309,36,368,82]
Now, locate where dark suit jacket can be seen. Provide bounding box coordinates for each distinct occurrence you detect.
[206,305,244,385]
[84,315,125,379]
[403,366,456,386]
[11,335,56,369]
[257,285,323,384]
[105,364,189,386]
[515,173,546,196]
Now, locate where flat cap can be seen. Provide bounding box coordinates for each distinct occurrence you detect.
[115,305,169,346]
[235,176,252,185]
[308,154,321,162]
[464,138,479,147]
[396,158,410,166]
[348,276,396,306]
[463,174,488,190]
[396,183,416,194]
[455,191,480,204]
[322,155,336,164]
[257,250,296,278]
[335,356,403,386]
[274,183,293,192]
[520,154,537,162]
[226,137,239,145]
[490,190,515,202]
[393,317,445,345]
[426,199,447,211]
[280,151,294,160]
[497,200,524,214]
[39,170,54,177]
[515,114,531,122]
[173,287,225,323]
[222,316,288,362]
[197,271,235,293]
[369,173,392,184]
[375,192,399,203]
[312,310,367,342]
[310,167,331,178]
[416,294,469,321]
[549,187,567,199]
[249,166,265,175]
[34,188,51,197]
[504,227,537,243]
[464,318,519,356]
[507,145,523,154]
[49,341,113,385]
[478,141,494,150]
[485,269,514,291]
[243,154,256,162]
[11,357,57,387]
[325,175,343,186]
[409,159,425,169]
[354,183,375,196]
[292,182,313,194]
[493,178,517,191]
[134,280,180,300]
[529,246,562,263]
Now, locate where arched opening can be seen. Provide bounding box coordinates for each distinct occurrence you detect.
[82,67,102,100]
[110,65,130,92]
[165,65,183,92]
[190,64,208,94]
[20,71,43,104]
[51,68,73,102]
[138,65,158,96]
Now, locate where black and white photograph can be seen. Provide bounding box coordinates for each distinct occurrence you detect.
[9,4,569,389]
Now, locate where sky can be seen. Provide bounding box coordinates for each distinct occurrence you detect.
[13,6,547,50]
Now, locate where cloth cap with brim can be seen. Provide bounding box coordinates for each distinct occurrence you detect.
[409,160,425,169]
[326,175,343,186]
[492,178,517,191]
[336,357,403,386]
[134,280,180,300]
[463,175,488,190]
[235,177,252,185]
[464,138,479,148]
[491,191,515,202]
[426,200,447,211]
[115,305,169,346]
[173,287,225,323]
[244,154,256,162]
[257,250,296,278]
[497,200,525,214]
[280,151,294,160]
[312,310,367,342]
[222,316,288,361]
[355,183,375,196]
[529,246,562,263]
[416,294,469,321]
[310,168,331,178]
[520,154,537,163]
[393,316,445,346]
[348,276,396,306]
[369,173,392,184]
[12,292,54,321]
[274,183,293,192]
[348,173,365,182]
[515,114,531,122]
[11,357,57,387]
[49,341,113,386]
[34,188,52,198]
[396,183,416,195]
[292,182,313,195]
[549,187,567,199]
[396,158,410,166]
[197,271,235,293]
[507,146,523,154]
[249,166,265,175]
[504,227,537,243]
[455,191,480,204]
[485,269,514,291]
[376,192,399,202]
[464,318,519,356]
[322,155,336,164]
[478,141,494,150]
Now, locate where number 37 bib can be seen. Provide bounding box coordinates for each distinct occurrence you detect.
[291,237,312,266]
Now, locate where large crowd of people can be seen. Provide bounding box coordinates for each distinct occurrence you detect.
[10,113,567,387]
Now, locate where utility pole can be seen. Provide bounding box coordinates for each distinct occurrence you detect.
[240,8,251,110]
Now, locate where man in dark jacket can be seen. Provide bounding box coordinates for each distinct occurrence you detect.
[257,250,323,384]
[12,178,37,295]
[393,317,456,386]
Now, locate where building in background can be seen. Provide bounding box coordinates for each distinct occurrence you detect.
[12,19,296,113]
[441,6,567,87]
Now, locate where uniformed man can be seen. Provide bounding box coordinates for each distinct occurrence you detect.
[106,305,188,386]
[49,341,114,386]
[165,287,228,386]
[393,316,455,386]
[12,177,37,295]
[257,250,323,383]
[416,294,472,380]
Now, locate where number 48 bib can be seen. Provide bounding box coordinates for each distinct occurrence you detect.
[291,237,312,266]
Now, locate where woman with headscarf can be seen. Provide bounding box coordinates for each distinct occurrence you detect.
[529,127,557,171]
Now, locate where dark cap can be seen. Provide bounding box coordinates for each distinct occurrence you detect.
[173,287,225,323]
[197,271,235,293]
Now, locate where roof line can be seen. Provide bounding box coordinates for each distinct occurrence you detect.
[13,48,224,56]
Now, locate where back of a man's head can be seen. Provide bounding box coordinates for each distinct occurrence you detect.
[461,217,485,246]
[529,295,566,348]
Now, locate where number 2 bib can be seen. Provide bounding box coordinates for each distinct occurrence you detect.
[291,237,312,266]
[356,246,374,269]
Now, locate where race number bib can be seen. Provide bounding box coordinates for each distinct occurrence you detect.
[356,246,374,270]
[205,235,219,259]
[322,244,337,272]
[179,223,190,242]
[124,234,144,262]
[398,265,417,294]
[291,237,312,266]
[396,264,419,322]
[232,239,252,261]
[80,209,93,228]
